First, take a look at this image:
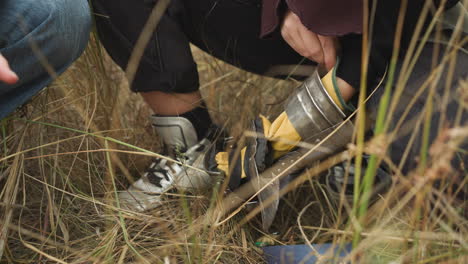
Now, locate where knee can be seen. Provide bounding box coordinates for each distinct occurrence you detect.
[11,0,92,67]
[3,0,92,58]
[46,0,92,63]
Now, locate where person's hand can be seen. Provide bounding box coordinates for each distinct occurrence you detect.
[281,10,338,71]
[0,54,18,84]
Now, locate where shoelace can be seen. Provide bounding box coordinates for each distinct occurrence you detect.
[143,139,214,190]
[145,158,175,188]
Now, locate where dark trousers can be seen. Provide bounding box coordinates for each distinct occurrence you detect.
[92,0,310,93]
[366,41,467,174]
[92,0,467,174]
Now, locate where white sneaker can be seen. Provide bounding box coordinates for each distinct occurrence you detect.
[118,116,223,212]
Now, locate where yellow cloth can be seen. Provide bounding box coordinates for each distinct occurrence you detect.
[215,151,229,176]
[215,113,301,176]
[216,71,344,176]
[260,113,301,159]
[215,147,248,178]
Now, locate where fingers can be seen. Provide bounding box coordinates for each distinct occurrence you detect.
[298,24,324,65]
[0,54,19,85]
[281,10,338,70]
[318,35,337,71]
[281,12,306,57]
[282,11,323,64]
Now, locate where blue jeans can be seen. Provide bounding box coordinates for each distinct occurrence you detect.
[0,0,91,120]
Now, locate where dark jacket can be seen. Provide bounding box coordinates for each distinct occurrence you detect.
[260,0,363,37]
[261,0,460,90]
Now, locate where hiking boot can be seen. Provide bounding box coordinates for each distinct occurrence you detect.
[118,116,224,212]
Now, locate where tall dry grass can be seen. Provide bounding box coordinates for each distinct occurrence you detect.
[0,32,294,262]
[1,2,468,263]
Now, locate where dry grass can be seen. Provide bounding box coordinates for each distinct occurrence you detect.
[0,36,295,263]
[1,9,468,264]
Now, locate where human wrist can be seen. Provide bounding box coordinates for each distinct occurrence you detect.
[321,67,356,111]
[336,76,355,102]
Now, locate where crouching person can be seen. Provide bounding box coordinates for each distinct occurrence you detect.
[93,0,466,215]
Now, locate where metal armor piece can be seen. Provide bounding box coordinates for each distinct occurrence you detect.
[258,121,355,230]
[258,70,352,230]
[285,70,346,142]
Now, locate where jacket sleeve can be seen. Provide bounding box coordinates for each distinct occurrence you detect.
[261,0,459,90]
[260,0,284,37]
[260,0,362,37]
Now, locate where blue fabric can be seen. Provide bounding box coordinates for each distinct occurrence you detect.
[0,0,91,120]
[263,243,352,264]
